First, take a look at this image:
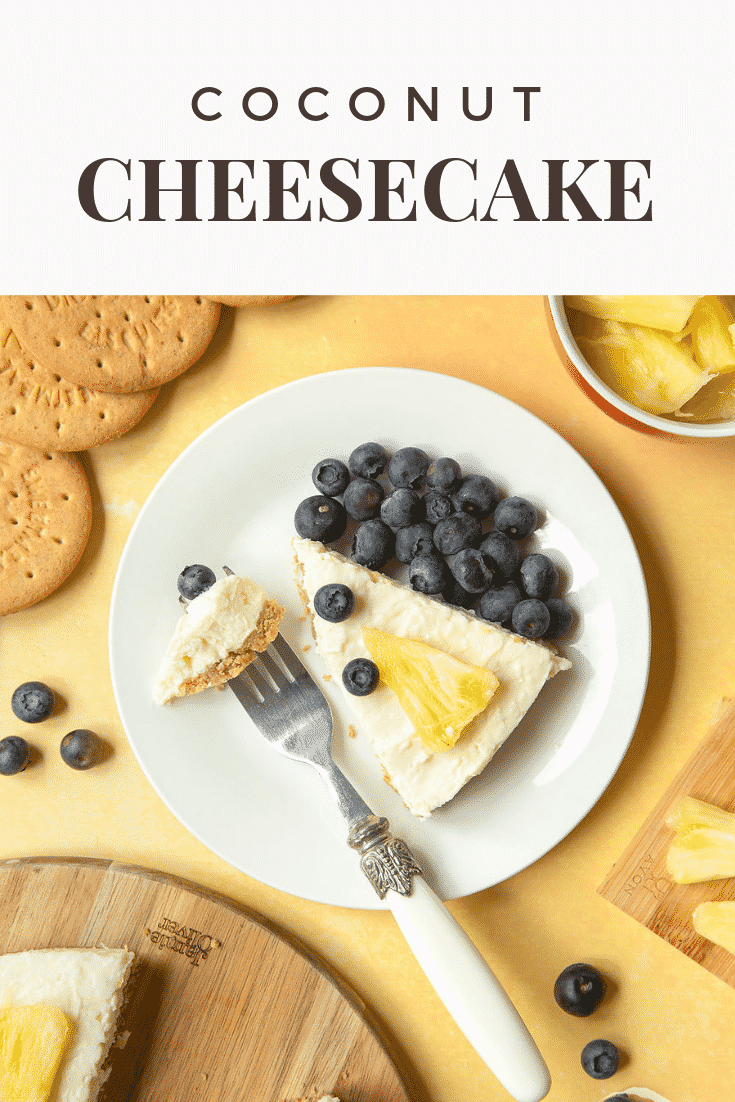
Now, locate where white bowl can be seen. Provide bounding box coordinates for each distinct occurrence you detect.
[547,296,735,439]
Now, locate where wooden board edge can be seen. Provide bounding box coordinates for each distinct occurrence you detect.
[0,855,424,1102]
[598,696,735,909]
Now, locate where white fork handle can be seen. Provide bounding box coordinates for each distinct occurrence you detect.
[388,876,551,1102]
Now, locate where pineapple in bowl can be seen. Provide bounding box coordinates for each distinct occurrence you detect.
[547,295,735,437]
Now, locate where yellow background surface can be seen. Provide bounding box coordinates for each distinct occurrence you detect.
[2,296,735,1102]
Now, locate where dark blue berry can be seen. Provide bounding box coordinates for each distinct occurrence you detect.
[493,496,538,540]
[603,1096,630,1101]
[344,477,384,521]
[433,513,482,556]
[511,598,550,639]
[544,598,574,639]
[0,736,30,775]
[426,456,461,491]
[342,657,379,696]
[519,553,558,601]
[448,549,495,593]
[451,475,500,520]
[60,729,103,770]
[423,490,453,527]
[554,963,607,1017]
[580,1039,619,1080]
[311,457,350,496]
[394,523,435,564]
[408,552,448,595]
[11,681,55,723]
[348,442,388,479]
[351,519,394,569]
[443,578,476,609]
[177,564,216,601]
[295,495,347,542]
[387,447,430,491]
[479,531,521,579]
[478,581,522,624]
[380,488,423,530]
[314,583,355,623]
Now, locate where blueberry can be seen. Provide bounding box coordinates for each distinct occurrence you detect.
[409,552,448,595]
[294,495,347,542]
[580,1039,619,1080]
[544,597,574,640]
[432,513,482,556]
[342,657,379,696]
[448,549,495,594]
[60,729,103,770]
[519,553,559,601]
[394,522,435,564]
[344,477,384,521]
[426,456,461,491]
[177,564,216,601]
[314,583,355,623]
[381,488,423,530]
[443,578,476,609]
[603,1096,630,1102]
[478,581,522,624]
[493,496,538,540]
[479,531,521,579]
[11,681,55,723]
[348,442,388,479]
[423,490,453,527]
[351,519,394,569]
[511,598,551,639]
[554,963,607,1017]
[0,736,30,776]
[451,475,500,520]
[312,457,350,496]
[387,447,430,491]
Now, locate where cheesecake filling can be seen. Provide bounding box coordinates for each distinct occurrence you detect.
[154,575,268,705]
[293,537,570,818]
[0,948,133,1102]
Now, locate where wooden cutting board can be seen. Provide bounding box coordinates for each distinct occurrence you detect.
[0,857,415,1102]
[599,696,735,986]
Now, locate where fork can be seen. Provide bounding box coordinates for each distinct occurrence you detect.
[228,631,551,1102]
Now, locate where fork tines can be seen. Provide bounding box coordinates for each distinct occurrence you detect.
[231,634,306,706]
[269,633,308,679]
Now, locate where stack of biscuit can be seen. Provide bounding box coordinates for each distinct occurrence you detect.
[0,294,295,616]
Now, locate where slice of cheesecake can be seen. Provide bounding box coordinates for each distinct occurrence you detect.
[0,947,134,1102]
[154,573,284,705]
[293,537,570,818]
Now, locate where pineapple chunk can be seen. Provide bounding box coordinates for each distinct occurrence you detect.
[564,295,699,332]
[0,1004,71,1102]
[692,901,735,955]
[575,320,710,415]
[685,296,735,375]
[362,627,499,753]
[665,796,735,884]
[677,374,735,422]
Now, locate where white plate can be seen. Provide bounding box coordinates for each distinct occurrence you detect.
[109,367,650,909]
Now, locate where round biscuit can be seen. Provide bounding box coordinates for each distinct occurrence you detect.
[208,295,296,308]
[0,441,92,616]
[0,327,158,450]
[0,296,221,393]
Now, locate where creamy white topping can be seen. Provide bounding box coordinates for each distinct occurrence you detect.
[0,947,133,1102]
[293,537,570,818]
[153,575,268,705]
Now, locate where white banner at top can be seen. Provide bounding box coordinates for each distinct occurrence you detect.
[0,0,731,292]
